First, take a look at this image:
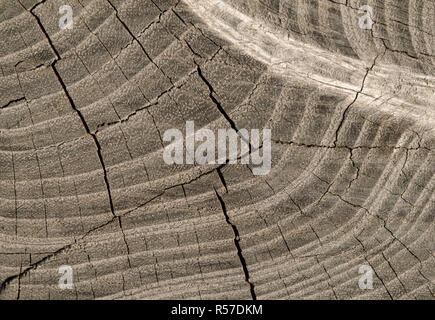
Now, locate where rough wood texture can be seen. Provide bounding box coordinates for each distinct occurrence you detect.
[0,0,433,299]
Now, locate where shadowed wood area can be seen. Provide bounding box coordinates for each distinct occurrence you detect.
[0,0,433,299]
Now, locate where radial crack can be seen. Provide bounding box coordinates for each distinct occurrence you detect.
[214,188,256,300]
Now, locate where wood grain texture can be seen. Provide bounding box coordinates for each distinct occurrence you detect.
[0,0,433,299]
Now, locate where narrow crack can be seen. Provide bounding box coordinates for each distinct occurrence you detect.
[25,1,118,221]
[315,256,338,300]
[333,50,385,147]
[214,188,256,300]
[16,258,23,300]
[272,139,431,152]
[117,216,132,268]
[328,191,429,291]
[27,1,59,59]
[0,2,133,295]
[216,167,228,193]
[381,252,408,295]
[1,97,26,109]
[195,65,252,153]
[346,147,360,189]
[106,0,175,86]
[0,241,76,294]
[364,257,394,300]
[51,64,117,219]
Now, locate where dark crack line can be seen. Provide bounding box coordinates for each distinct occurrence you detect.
[216,167,228,193]
[310,225,323,247]
[0,210,123,295]
[380,38,419,60]
[195,65,253,153]
[184,37,263,161]
[0,241,76,294]
[333,50,385,147]
[272,139,431,152]
[214,188,256,300]
[16,258,23,299]
[117,217,132,268]
[347,147,360,189]
[0,5,265,293]
[364,258,394,300]
[26,3,117,219]
[181,30,264,161]
[0,3,128,295]
[51,64,116,217]
[94,71,193,133]
[106,0,175,86]
[316,256,338,300]
[28,2,60,60]
[0,209,130,295]
[195,65,237,130]
[1,97,26,109]
[21,0,118,220]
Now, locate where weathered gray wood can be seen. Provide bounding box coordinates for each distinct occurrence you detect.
[0,0,433,299]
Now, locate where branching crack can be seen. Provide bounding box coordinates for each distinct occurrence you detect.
[333,49,386,147]
[0,241,76,294]
[51,65,117,217]
[24,0,118,221]
[328,191,429,290]
[0,2,136,295]
[381,252,408,295]
[364,257,394,300]
[216,167,228,193]
[106,0,175,86]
